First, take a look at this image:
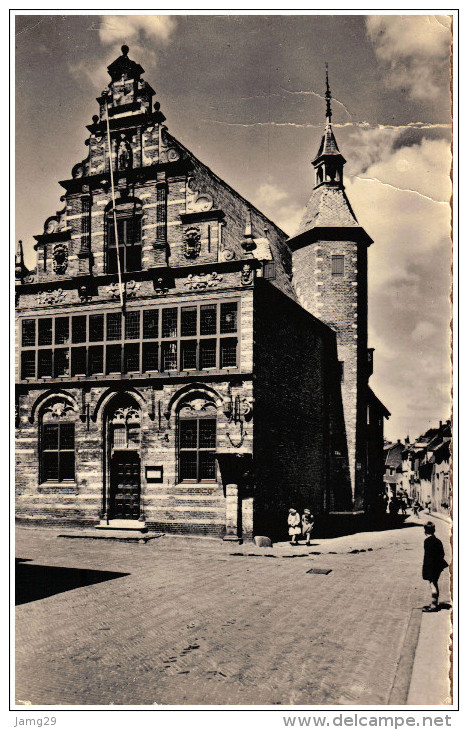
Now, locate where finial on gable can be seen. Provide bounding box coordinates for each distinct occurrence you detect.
[242,209,257,255]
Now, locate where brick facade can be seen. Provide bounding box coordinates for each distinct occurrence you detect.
[15,46,388,539]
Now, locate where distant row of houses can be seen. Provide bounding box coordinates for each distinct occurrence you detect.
[383,420,452,514]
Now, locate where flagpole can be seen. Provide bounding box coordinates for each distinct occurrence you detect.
[105,95,125,314]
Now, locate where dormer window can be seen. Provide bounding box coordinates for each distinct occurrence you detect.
[106,201,142,274]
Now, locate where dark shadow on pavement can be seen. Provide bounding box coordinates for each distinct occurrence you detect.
[438,602,452,611]
[16,562,130,605]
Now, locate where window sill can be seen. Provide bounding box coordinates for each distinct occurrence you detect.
[18,368,242,385]
[38,482,78,494]
[176,481,219,488]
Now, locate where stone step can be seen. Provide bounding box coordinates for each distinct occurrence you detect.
[57,528,164,543]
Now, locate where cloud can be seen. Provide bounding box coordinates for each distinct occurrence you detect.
[345,136,452,440]
[366,15,452,101]
[68,59,109,92]
[99,15,177,46]
[253,182,303,236]
[69,15,178,92]
[345,126,401,176]
[355,137,452,203]
[98,15,177,66]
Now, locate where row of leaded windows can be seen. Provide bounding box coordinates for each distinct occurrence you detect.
[20,302,239,380]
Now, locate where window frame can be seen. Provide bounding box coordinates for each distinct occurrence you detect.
[106,206,143,274]
[40,421,76,484]
[178,409,217,484]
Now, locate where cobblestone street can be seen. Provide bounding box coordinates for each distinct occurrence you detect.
[15,519,452,706]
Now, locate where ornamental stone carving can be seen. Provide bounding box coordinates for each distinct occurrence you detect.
[186,177,214,213]
[223,394,253,448]
[72,163,84,179]
[183,226,201,259]
[183,398,214,413]
[43,400,76,420]
[221,248,236,261]
[112,406,140,423]
[241,263,254,286]
[153,276,169,296]
[117,134,133,171]
[78,284,93,303]
[106,281,121,299]
[53,244,68,274]
[125,280,140,298]
[37,289,65,305]
[167,147,180,162]
[45,218,58,234]
[106,280,140,299]
[184,272,223,290]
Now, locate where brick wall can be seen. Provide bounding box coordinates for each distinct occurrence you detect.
[252,280,351,540]
[16,288,255,535]
[292,237,369,508]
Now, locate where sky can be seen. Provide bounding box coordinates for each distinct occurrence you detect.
[14,12,453,442]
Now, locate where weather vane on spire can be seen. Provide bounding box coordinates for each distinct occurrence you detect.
[325,62,332,123]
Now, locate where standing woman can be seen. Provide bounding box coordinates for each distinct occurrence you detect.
[287,508,301,545]
[301,509,315,546]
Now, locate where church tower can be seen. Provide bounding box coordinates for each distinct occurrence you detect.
[288,69,373,509]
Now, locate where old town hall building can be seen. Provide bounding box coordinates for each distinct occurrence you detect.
[15,47,389,540]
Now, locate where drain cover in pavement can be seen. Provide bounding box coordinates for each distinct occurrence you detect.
[306,567,332,575]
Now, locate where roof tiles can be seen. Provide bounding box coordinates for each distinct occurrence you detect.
[296,186,359,236]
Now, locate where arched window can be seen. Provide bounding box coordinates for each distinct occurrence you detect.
[178,398,217,482]
[40,399,77,483]
[106,201,142,274]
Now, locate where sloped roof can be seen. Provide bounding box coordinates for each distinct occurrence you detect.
[368,387,390,418]
[385,442,404,468]
[296,185,360,236]
[315,125,344,159]
[253,237,273,261]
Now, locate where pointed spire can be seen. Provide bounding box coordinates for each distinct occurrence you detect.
[310,66,346,188]
[325,63,332,123]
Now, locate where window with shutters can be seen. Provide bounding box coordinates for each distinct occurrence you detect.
[331,255,345,275]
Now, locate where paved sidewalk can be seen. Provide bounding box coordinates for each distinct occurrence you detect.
[407,609,452,705]
[15,520,452,706]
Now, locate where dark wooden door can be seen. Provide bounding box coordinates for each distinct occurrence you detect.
[109,451,141,519]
